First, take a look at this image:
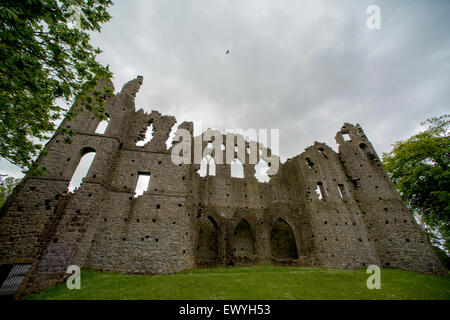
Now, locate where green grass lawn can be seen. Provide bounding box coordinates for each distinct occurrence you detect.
[28,265,450,300]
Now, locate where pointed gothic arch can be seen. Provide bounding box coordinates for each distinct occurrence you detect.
[232,219,256,257]
[196,216,220,261]
[198,155,216,177]
[94,114,110,134]
[270,218,298,259]
[68,147,96,192]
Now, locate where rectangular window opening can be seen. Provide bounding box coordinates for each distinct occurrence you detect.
[134,173,151,198]
[342,133,351,141]
[316,182,326,200]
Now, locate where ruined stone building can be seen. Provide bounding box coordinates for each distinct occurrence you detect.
[0,76,444,298]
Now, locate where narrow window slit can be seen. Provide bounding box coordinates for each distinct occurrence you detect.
[316,181,326,200]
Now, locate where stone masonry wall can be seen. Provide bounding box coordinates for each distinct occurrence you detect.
[0,76,445,298]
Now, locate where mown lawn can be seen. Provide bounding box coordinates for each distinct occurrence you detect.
[28,265,450,300]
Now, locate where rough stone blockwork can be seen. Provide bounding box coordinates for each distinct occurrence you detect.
[0,76,445,298]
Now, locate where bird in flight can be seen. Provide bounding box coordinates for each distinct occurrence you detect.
[225,49,230,55]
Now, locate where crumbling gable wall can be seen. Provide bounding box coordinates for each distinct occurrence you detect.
[0,76,445,298]
[335,124,443,272]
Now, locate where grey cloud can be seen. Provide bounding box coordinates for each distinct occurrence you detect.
[2,0,449,177]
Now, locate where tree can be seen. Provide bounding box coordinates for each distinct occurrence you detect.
[0,0,113,175]
[0,174,21,207]
[382,115,450,252]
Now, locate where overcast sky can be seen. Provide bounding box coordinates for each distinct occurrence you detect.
[2,0,449,178]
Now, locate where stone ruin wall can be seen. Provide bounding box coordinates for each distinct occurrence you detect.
[0,76,445,298]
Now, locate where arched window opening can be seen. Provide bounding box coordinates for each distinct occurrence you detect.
[342,133,351,141]
[94,115,110,134]
[68,149,96,192]
[271,218,298,259]
[134,172,151,198]
[230,158,244,178]
[198,155,216,177]
[208,156,216,176]
[198,157,207,177]
[232,219,256,257]
[254,158,270,182]
[136,124,153,147]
